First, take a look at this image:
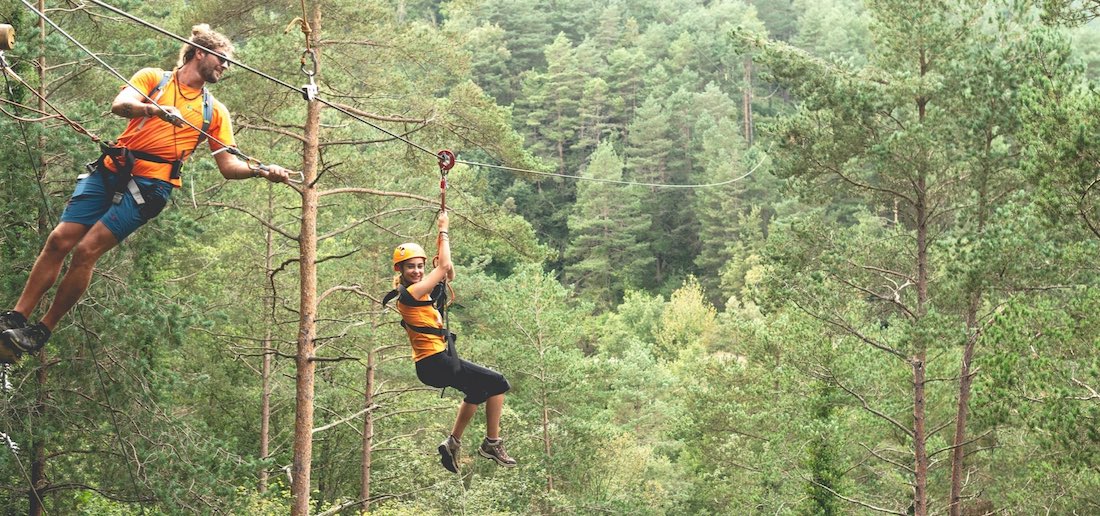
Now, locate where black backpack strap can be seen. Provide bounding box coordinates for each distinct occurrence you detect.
[381,288,399,308]
[399,320,449,337]
[397,285,435,307]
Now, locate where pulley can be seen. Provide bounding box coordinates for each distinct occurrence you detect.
[0,24,13,51]
[437,150,455,172]
[437,150,455,211]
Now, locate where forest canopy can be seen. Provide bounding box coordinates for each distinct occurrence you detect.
[0,0,1098,514]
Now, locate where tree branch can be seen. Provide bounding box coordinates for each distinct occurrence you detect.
[313,404,379,435]
[828,371,915,438]
[201,201,299,241]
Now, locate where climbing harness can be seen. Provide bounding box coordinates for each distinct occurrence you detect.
[382,282,458,398]
[381,283,454,342]
[385,152,457,393]
[85,70,215,211]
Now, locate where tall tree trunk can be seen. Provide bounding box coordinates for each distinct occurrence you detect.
[912,166,929,516]
[910,47,932,514]
[291,9,322,516]
[361,345,375,512]
[949,157,990,515]
[948,309,979,515]
[29,6,49,513]
[29,361,46,516]
[540,334,553,492]
[557,138,565,175]
[742,55,754,146]
[259,189,275,493]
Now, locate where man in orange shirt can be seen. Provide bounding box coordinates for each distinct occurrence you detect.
[0,24,291,362]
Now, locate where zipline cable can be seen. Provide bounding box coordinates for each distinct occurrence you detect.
[456,155,765,188]
[81,0,762,189]
[19,0,302,183]
[1,50,101,140]
[85,0,441,157]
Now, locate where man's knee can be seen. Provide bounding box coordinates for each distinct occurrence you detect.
[70,242,107,269]
[43,224,85,256]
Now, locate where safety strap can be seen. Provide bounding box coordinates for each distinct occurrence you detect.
[383,282,457,398]
[126,179,145,205]
[133,71,213,180]
[382,284,452,339]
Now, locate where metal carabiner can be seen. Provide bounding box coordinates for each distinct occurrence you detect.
[300,49,318,78]
[214,147,304,184]
[300,49,319,102]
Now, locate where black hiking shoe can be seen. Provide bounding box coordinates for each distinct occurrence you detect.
[438,434,460,474]
[0,311,28,364]
[478,437,516,468]
[0,311,26,333]
[0,322,50,363]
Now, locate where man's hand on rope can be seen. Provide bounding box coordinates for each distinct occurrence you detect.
[154,104,185,127]
[253,163,292,183]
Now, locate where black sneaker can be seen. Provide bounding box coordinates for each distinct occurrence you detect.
[438,434,460,473]
[478,437,517,468]
[0,322,50,363]
[0,311,26,333]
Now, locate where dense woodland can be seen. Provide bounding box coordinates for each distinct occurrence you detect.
[1,0,1099,514]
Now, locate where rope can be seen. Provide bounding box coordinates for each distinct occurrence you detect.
[1,54,101,141]
[79,0,758,190]
[1,51,56,224]
[456,155,766,188]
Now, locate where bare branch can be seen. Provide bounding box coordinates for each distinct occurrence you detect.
[201,201,299,241]
[236,121,307,143]
[802,474,907,515]
[790,297,908,361]
[317,187,437,205]
[929,429,993,459]
[313,404,379,435]
[318,284,370,305]
[830,372,914,438]
[860,443,915,474]
[1071,376,1100,401]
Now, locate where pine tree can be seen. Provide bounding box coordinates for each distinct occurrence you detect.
[565,142,653,309]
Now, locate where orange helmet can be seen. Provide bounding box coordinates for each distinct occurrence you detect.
[392,242,427,266]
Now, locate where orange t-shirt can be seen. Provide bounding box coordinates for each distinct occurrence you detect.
[396,289,447,362]
[104,68,235,188]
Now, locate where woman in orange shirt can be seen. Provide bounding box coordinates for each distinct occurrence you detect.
[389,211,515,473]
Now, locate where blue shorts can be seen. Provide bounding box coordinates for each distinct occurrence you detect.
[60,167,173,242]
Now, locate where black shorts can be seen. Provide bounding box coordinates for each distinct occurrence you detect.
[415,347,510,405]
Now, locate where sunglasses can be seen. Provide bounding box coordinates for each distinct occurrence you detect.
[208,51,231,68]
